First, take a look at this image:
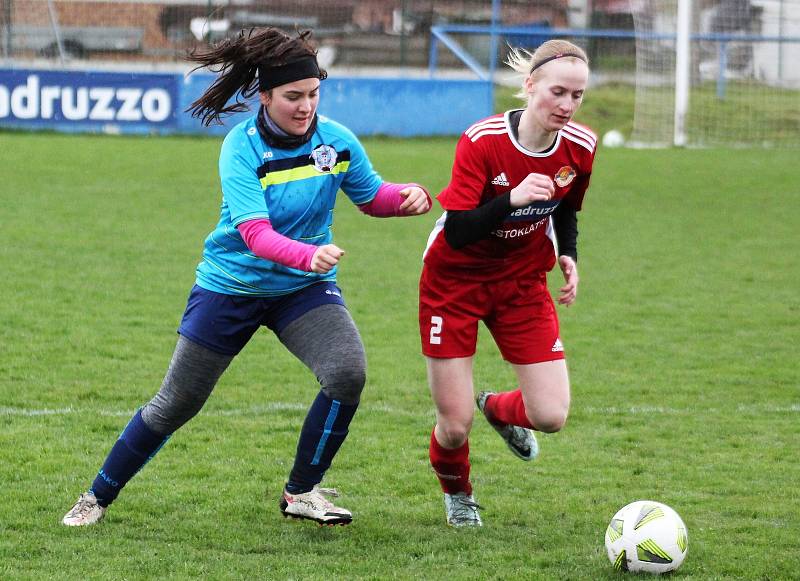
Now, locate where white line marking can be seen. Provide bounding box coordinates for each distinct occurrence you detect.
[581,404,800,415]
[1,404,797,418]
[0,403,428,418]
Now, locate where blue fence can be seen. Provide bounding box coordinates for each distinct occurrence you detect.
[430,24,800,98]
[0,68,493,137]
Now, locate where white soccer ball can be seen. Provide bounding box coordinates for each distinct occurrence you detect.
[605,500,688,574]
[602,129,626,148]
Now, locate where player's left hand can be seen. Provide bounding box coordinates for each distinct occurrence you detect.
[558,255,579,306]
[398,186,431,215]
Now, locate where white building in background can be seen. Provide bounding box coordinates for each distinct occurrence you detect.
[566,0,591,28]
[752,0,800,86]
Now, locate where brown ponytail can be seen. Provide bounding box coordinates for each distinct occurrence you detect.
[186,28,325,126]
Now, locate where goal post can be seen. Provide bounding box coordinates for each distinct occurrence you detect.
[674,0,691,147]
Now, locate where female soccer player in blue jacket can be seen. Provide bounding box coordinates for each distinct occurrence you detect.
[63,27,430,527]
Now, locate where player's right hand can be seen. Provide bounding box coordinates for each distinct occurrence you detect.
[310,244,345,273]
[509,173,555,208]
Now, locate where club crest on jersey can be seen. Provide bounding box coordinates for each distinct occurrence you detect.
[310,144,338,173]
[554,166,576,187]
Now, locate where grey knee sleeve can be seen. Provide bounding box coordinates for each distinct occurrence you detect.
[141,335,234,435]
[277,304,366,404]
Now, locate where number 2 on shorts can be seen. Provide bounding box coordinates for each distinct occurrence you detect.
[430,316,443,345]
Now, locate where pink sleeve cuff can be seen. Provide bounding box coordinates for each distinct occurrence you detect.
[237,219,316,272]
[358,182,432,217]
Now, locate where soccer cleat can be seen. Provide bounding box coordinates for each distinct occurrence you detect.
[280,486,353,526]
[476,391,539,461]
[62,492,106,526]
[444,492,483,527]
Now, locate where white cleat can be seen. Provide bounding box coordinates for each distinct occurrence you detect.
[444,492,483,527]
[280,486,352,526]
[476,391,539,461]
[62,492,106,526]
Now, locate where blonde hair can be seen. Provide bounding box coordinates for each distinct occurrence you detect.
[506,39,589,102]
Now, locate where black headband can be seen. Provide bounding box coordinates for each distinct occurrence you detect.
[258,56,321,91]
[530,52,586,74]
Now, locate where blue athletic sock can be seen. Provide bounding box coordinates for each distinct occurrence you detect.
[285,391,358,494]
[89,409,170,507]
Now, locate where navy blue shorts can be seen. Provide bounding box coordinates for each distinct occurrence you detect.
[178,282,347,356]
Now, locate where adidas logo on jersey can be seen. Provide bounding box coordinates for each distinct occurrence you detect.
[491,172,510,186]
[551,338,564,352]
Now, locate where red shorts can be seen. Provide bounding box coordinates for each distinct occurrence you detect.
[419,267,564,365]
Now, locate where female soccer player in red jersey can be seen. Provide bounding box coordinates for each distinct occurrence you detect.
[419,40,597,526]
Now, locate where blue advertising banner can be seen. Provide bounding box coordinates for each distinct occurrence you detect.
[179,72,493,137]
[1,68,492,137]
[0,69,179,133]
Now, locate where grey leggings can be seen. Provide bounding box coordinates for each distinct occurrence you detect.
[141,304,366,435]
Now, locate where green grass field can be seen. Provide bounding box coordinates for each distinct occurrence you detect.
[1,131,798,580]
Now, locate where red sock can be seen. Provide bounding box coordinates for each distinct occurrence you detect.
[429,428,472,495]
[484,389,534,429]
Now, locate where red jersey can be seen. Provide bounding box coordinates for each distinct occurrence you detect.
[423,110,596,282]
